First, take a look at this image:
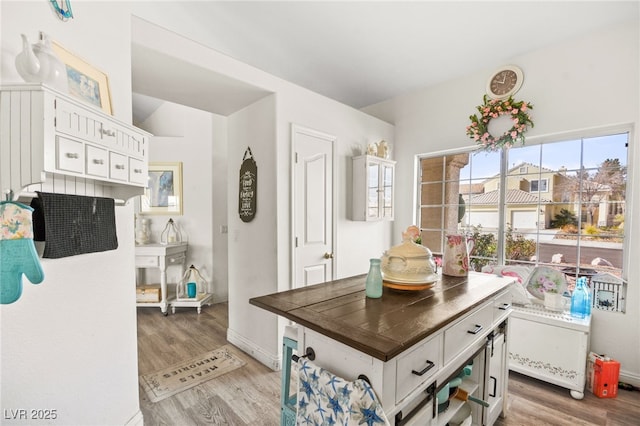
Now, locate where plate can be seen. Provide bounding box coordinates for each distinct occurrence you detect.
[383,281,435,291]
[525,266,568,300]
[481,265,533,305]
[480,265,533,285]
[381,273,439,284]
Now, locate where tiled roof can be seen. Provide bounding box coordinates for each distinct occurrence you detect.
[508,161,556,175]
[463,189,552,205]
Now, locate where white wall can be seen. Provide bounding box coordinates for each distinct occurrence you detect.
[364,22,640,385]
[227,95,280,365]
[138,101,229,303]
[1,2,143,425]
[129,16,396,370]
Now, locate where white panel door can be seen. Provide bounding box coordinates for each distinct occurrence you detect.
[293,125,334,288]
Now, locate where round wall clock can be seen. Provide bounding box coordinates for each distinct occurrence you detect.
[486,65,523,99]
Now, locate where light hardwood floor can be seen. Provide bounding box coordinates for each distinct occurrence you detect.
[137,303,640,425]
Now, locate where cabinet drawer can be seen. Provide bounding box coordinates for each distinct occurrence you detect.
[129,158,147,185]
[136,256,159,268]
[86,145,109,178]
[109,152,128,181]
[396,334,441,403]
[493,290,512,325]
[56,136,84,173]
[166,254,186,266]
[443,303,492,364]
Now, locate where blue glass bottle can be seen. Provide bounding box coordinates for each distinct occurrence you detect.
[570,277,591,319]
[365,259,383,299]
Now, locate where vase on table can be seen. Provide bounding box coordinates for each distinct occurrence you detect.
[442,233,475,277]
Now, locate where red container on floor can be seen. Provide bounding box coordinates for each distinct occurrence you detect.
[587,352,620,398]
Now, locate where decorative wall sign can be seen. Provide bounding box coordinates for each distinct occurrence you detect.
[238,147,257,222]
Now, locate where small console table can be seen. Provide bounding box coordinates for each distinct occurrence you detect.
[135,242,187,315]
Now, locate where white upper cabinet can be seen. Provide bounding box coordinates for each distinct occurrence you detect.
[0,84,150,200]
[352,154,395,221]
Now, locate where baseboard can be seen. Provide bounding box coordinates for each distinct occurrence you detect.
[619,369,640,387]
[227,328,280,371]
[124,410,143,426]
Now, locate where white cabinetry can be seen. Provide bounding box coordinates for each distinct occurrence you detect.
[508,302,591,399]
[300,290,512,425]
[0,84,149,200]
[352,155,395,221]
[484,326,508,425]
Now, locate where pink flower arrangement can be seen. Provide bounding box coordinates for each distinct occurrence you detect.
[402,225,422,244]
[466,95,534,152]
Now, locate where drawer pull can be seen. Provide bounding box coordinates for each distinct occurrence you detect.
[101,128,116,137]
[411,360,435,376]
[498,303,512,311]
[467,324,483,335]
[65,152,79,159]
[489,376,497,397]
[92,159,105,165]
[133,168,143,174]
[114,164,125,170]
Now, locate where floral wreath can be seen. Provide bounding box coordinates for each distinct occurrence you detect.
[466,95,534,152]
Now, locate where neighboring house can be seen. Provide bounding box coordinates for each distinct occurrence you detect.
[462,187,552,231]
[460,162,622,231]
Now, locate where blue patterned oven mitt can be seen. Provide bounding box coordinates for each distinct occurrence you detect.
[1,201,44,304]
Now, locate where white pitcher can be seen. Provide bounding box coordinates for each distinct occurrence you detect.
[15,32,68,92]
[442,233,475,277]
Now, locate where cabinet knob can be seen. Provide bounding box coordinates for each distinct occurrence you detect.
[133,168,143,174]
[115,164,125,170]
[92,159,104,165]
[323,252,334,259]
[65,152,79,159]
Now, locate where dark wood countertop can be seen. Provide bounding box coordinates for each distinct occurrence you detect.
[250,272,514,361]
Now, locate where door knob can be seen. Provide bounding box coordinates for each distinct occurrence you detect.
[323,252,334,259]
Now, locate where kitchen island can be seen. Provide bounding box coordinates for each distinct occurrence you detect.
[250,271,516,425]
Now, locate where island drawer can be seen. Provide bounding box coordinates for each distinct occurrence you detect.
[493,290,513,325]
[396,334,441,403]
[443,302,493,364]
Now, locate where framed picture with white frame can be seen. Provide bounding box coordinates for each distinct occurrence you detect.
[140,162,183,215]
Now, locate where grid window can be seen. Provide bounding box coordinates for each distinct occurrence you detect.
[418,132,628,282]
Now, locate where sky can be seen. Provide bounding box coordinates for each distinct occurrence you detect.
[460,132,628,181]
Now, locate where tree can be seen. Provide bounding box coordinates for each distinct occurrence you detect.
[594,158,627,218]
[550,208,578,228]
[556,158,626,227]
[469,225,536,271]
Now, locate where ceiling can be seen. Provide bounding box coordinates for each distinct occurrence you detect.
[131,1,638,123]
